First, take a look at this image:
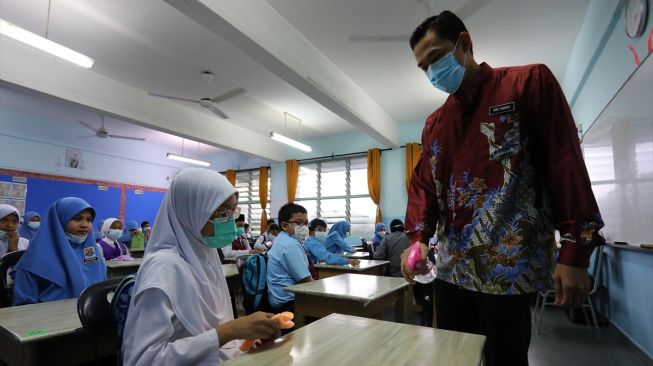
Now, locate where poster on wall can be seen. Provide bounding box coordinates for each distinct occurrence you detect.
[66,148,82,169]
[10,199,25,215]
[0,182,11,198]
[10,183,27,200]
[0,198,11,205]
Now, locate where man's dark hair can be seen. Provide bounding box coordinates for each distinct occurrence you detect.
[267,223,280,232]
[409,10,471,53]
[390,219,405,233]
[266,219,276,226]
[278,203,307,230]
[235,214,246,223]
[309,218,327,232]
[244,223,250,230]
[141,221,150,228]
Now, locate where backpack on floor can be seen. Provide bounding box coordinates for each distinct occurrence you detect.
[242,254,269,314]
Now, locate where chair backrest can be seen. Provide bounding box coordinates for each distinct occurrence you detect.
[589,245,605,295]
[110,274,137,366]
[77,277,123,338]
[0,250,25,307]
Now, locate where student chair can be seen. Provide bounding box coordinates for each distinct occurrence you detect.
[534,245,605,334]
[0,250,25,307]
[77,277,123,365]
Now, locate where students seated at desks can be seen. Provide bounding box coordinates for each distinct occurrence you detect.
[372,219,409,277]
[97,218,130,260]
[221,214,263,258]
[369,223,386,252]
[141,221,151,246]
[122,168,278,365]
[18,211,41,240]
[120,220,143,249]
[266,203,314,312]
[323,220,352,254]
[0,204,30,256]
[128,221,146,251]
[243,223,253,240]
[304,219,359,266]
[253,223,280,251]
[12,197,106,305]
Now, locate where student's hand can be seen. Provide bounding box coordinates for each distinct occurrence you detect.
[400,242,430,284]
[553,263,590,308]
[348,259,360,266]
[249,249,264,254]
[6,230,19,252]
[216,312,279,346]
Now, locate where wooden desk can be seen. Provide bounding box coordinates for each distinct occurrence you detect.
[222,313,486,366]
[105,258,142,278]
[129,248,145,258]
[315,259,388,278]
[284,273,409,327]
[0,299,115,366]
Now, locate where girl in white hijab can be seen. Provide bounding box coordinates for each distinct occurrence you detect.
[122,168,279,366]
[0,204,30,256]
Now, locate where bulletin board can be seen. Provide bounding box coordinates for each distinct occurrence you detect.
[124,189,166,226]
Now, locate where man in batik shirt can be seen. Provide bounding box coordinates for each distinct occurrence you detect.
[402,11,604,366]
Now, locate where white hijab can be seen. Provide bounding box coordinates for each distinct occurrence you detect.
[133,168,236,335]
[101,218,120,244]
[0,204,20,254]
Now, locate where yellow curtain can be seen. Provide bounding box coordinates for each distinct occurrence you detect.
[405,143,422,193]
[259,166,269,235]
[225,170,237,187]
[367,148,382,223]
[285,159,299,203]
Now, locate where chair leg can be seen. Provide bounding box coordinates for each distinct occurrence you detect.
[537,292,549,334]
[533,293,541,323]
[587,297,600,335]
[581,305,591,327]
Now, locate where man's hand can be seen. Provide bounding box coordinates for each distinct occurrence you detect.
[400,242,430,284]
[553,263,590,308]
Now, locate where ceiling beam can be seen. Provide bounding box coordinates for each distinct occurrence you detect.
[165,0,399,148]
[0,38,285,161]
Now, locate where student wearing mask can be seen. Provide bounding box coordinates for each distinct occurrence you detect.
[402,11,605,365]
[129,221,146,251]
[266,203,313,312]
[18,211,41,241]
[369,223,386,252]
[12,197,106,305]
[221,214,262,258]
[94,219,104,243]
[122,168,278,365]
[253,223,280,251]
[304,219,359,266]
[322,220,352,254]
[141,221,151,246]
[97,218,130,260]
[373,219,409,277]
[0,204,30,256]
[120,220,140,248]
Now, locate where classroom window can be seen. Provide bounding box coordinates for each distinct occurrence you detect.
[296,156,375,238]
[235,170,271,234]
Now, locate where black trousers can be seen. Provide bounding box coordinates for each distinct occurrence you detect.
[433,279,531,366]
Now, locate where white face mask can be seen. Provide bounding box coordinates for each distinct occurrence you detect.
[137,227,143,233]
[27,222,41,230]
[378,231,386,238]
[107,229,123,241]
[314,231,327,240]
[292,225,309,241]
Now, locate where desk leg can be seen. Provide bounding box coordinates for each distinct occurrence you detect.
[294,299,306,328]
[395,288,407,323]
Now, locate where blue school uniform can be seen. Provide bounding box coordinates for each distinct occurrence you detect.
[304,235,348,265]
[323,221,352,254]
[13,197,107,305]
[18,211,40,240]
[266,231,310,308]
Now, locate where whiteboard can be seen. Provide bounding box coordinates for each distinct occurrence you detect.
[582,54,653,246]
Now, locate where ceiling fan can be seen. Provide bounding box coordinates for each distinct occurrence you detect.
[148,87,246,119]
[77,116,146,141]
[348,0,493,43]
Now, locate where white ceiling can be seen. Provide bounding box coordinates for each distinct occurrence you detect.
[0,0,590,154]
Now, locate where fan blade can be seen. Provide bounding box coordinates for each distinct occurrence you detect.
[77,135,97,138]
[108,134,146,141]
[210,87,246,103]
[455,0,492,20]
[348,35,409,42]
[78,121,98,133]
[148,92,199,103]
[208,105,229,119]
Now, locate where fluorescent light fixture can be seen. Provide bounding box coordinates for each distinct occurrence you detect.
[0,19,94,68]
[270,132,312,152]
[166,153,211,167]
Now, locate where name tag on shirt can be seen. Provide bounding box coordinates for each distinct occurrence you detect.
[489,102,516,115]
[83,247,99,264]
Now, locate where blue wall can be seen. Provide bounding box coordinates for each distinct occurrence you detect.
[564,0,653,358]
[124,189,166,227]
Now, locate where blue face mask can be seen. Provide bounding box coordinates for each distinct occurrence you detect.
[107,229,123,241]
[27,222,41,230]
[67,233,88,244]
[314,231,327,241]
[426,40,467,94]
[203,218,238,249]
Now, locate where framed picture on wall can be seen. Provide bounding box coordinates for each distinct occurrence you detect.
[0,198,11,206]
[66,148,82,169]
[10,199,25,215]
[10,183,27,199]
[0,182,11,198]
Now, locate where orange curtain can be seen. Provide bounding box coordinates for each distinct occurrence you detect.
[259,166,269,235]
[285,159,299,203]
[367,148,382,223]
[226,170,237,187]
[405,143,422,193]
